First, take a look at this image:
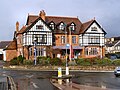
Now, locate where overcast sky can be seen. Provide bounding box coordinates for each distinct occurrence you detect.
[0,0,120,40]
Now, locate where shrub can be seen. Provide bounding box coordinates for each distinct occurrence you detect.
[112,59,120,66]
[95,58,112,66]
[76,58,112,66]
[50,58,62,65]
[37,56,50,65]
[10,57,19,65]
[76,58,91,66]
[23,60,33,65]
[10,55,25,65]
[17,55,25,64]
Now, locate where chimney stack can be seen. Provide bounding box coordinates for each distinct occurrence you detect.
[39,10,46,21]
[16,21,19,32]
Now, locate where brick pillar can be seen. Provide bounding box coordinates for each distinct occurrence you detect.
[82,47,85,58]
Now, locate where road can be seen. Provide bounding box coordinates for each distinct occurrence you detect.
[0,61,120,90]
[1,70,120,90]
[71,71,120,90]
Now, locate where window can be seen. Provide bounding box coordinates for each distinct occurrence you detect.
[88,36,100,44]
[61,36,65,44]
[49,22,55,30]
[59,23,65,30]
[33,34,47,44]
[72,36,76,44]
[36,47,45,56]
[69,23,75,31]
[91,27,97,31]
[85,47,98,55]
[89,48,98,55]
[85,48,89,55]
[29,48,32,56]
[36,25,43,29]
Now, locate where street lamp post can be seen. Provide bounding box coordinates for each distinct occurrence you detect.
[34,38,37,65]
[64,24,69,75]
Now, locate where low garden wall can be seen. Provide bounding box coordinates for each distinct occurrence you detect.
[3,65,116,71]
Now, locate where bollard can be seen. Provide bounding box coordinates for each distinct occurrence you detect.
[58,67,62,77]
[58,79,62,85]
[66,67,69,75]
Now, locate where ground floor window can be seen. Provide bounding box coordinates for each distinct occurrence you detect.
[36,47,46,56]
[29,47,46,57]
[85,47,98,55]
[29,48,32,56]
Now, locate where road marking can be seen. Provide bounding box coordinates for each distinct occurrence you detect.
[31,82,39,88]
[25,75,33,78]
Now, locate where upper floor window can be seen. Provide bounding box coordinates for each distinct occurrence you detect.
[49,22,55,30]
[91,27,97,31]
[59,22,65,30]
[88,36,100,44]
[72,36,76,44]
[69,23,75,31]
[36,25,43,29]
[61,36,65,44]
[33,34,47,44]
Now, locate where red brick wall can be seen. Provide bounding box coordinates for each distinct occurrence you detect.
[6,50,17,61]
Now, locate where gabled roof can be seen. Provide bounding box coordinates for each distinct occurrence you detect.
[80,19,94,33]
[19,16,51,34]
[18,12,106,35]
[26,15,38,25]
[18,26,27,34]
[114,40,120,47]
[4,40,17,50]
[105,40,118,47]
[46,16,82,34]
[24,15,82,35]
[0,41,11,49]
[80,19,107,34]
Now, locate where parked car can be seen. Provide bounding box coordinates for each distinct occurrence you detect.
[114,67,120,77]
[105,53,120,60]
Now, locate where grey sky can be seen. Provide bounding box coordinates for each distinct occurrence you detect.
[0,0,120,40]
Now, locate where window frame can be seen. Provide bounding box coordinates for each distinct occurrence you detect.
[49,22,55,30]
[91,27,97,31]
[32,34,47,44]
[36,25,43,30]
[72,36,76,44]
[59,22,65,30]
[88,36,100,44]
[69,23,76,31]
[61,36,65,44]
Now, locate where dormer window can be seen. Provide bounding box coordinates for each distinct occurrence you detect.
[59,22,65,30]
[91,27,97,31]
[69,23,75,31]
[49,22,55,30]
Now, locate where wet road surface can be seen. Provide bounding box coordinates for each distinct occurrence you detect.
[0,64,120,90]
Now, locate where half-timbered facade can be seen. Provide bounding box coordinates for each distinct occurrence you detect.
[12,11,53,60]
[79,19,106,58]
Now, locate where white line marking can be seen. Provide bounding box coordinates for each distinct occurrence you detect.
[31,82,39,88]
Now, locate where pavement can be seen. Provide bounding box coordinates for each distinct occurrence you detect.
[0,74,16,90]
[51,79,109,90]
[0,76,7,90]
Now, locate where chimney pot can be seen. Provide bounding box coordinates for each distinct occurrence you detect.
[16,21,19,32]
[39,10,46,21]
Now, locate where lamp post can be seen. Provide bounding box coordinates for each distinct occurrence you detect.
[101,46,103,59]
[33,38,37,65]
[64,24,69,75]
